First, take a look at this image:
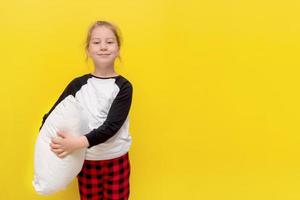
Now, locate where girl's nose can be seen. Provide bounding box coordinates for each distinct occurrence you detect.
[100,44,107,50]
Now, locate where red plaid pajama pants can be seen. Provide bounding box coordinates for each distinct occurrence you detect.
[77,153,130,200]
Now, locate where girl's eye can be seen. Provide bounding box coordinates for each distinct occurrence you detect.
[92,41,113,44]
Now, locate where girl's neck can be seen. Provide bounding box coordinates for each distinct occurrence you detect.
[92,63,118,77]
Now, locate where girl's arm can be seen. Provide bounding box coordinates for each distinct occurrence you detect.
[84,81,133,148]
[50,78,133,158]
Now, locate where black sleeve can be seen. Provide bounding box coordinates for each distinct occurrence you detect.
[39,79,76,131]
[84,81,133,148]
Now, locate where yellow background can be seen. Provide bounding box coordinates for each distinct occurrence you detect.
[0,0,300,199]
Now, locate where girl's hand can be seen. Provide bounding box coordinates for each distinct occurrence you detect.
[50,130,89,159]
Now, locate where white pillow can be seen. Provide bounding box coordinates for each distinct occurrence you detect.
[33,95,90,195]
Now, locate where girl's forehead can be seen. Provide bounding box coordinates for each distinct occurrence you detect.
[91,27,116,39]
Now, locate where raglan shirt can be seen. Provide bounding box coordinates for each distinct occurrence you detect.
[39,73,133,160]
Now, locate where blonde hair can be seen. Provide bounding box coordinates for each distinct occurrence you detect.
[85,20,122,63]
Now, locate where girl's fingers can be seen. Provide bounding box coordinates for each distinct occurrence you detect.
[50,143,61,149]
[58,151,68,158]
[51,148,64,154]
[57,131,67,138]
[51,137,62,144]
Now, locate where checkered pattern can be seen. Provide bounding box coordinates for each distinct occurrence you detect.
[77,153,130,200]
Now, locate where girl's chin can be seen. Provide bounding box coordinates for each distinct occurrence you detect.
[93,59,114,65]
[94,57,114,62]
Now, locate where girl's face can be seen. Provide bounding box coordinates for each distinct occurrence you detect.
[87,26,119,65]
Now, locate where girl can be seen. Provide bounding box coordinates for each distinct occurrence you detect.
[44,20,133,200]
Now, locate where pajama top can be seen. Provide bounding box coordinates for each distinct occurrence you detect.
[39,73,133,160]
